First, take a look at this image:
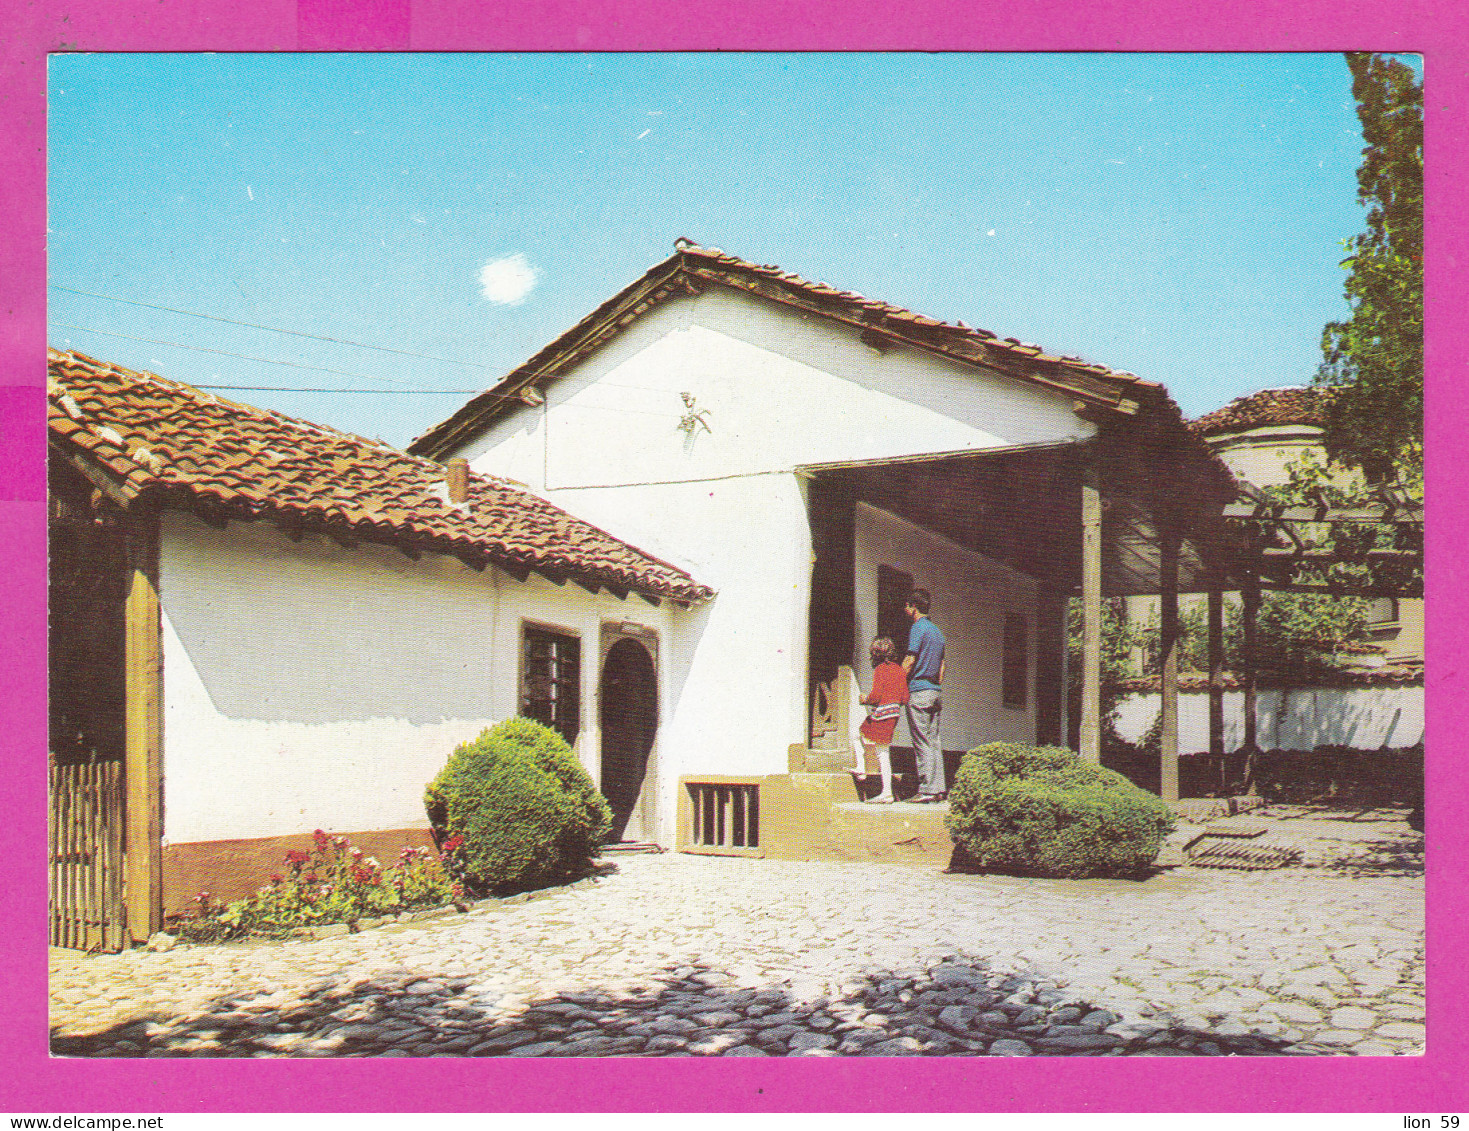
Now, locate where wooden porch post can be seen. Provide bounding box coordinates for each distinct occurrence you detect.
[123,514,163,943]
[1208,581,1225,791]
[1241,574,1261,797]
[1080,465,1103,763]
[1158,527,1180,802]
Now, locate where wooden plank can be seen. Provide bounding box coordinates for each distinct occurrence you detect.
[1208,585,1225,776]
[1079,466,1103,763]
[1159,528,1180,803]
[1222,504,1422,523]
[123,514,164,943]
[1241,576,1260,798]
[1259,548,1419,560]
[1259,582,1423,598]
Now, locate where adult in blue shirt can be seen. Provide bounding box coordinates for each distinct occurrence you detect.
[902,588,947,802]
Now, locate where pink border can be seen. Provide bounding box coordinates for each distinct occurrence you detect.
[6,0,1464,1113]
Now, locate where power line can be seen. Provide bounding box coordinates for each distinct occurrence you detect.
[197,386,482,394]
[50,284,495,370]
[55,324,682,412]
[51,323,473,388]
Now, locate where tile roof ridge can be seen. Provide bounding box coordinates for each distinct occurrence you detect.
[675,242,1150,388]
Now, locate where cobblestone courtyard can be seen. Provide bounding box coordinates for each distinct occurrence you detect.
[49,805,1424,1058]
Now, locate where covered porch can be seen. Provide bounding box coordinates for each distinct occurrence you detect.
[800,406,1239,803]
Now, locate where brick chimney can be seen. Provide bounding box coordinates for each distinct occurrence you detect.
[446,457,469,503]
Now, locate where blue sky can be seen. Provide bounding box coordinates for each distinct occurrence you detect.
[47,52,1372,449]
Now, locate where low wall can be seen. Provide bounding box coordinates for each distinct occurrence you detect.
[1103,745,1423,807]
[1113,684,1423,754]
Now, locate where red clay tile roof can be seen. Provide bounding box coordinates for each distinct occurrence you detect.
[48,349,713,605]
[409,242,1178,461]
[1191,386,1332,438]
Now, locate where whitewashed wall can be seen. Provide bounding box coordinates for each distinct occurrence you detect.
[456,286,1080,794]
[158,511,675,846]
[1113,685,1425,753]
[1209,424,1326,490]
[854,503,1039,750]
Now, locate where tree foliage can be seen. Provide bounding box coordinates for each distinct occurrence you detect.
[1316,53,1423,482]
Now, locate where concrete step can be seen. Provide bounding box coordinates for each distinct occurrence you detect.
[789,744,857,773]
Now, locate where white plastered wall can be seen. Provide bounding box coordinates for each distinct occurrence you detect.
[158,512,676,846]
[1113,685,1424,752]
[853,503,1039,751]
[454,285,1087,795]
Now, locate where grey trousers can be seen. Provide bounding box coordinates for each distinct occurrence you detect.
[906,688,945,794]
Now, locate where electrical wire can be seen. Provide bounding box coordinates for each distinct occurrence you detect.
[51,323,467,388]
[50,284,494,370]
[196,386,482,394]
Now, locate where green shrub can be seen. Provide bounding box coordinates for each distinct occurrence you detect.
[424,717,612,894]
[945,742,1174,878]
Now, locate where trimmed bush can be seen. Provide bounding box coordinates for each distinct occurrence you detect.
[424,717,612,894]
[945,742,1174,878]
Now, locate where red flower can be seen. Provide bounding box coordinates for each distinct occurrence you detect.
[268,872,283,885]
[443,835,465,852]
[313,829,329,850]
[285,849,309,866]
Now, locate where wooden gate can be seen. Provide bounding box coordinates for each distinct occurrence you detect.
[48,755,126,951]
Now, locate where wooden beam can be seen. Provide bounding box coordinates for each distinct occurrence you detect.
[1222,503,1422,523]
[1241,575,1261,797]
[49,443,136,510]
[1207,583,1225,776]
[1259,548,1420,560]
[1260,581,1423,598]
[123,513,163,943]
[1159,526,1180,802]
[1079,465,1103,764]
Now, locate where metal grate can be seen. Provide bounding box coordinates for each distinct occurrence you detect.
[686,782,760,854]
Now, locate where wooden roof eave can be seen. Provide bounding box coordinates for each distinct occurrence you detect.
[70,467,701,606]
[410,258,691,459]
[48,437,139,511]
[679,260,1139,413]
[410,252,1157,460]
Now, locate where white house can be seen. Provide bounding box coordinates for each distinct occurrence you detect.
[410,242,1237,852]
[47,348,711,945]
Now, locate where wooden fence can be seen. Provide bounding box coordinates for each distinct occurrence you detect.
[48,756,126,951]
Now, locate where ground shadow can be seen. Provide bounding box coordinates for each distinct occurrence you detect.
[51,956,1301,1059]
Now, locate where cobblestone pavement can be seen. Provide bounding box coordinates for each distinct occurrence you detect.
[49,806,1424,1058]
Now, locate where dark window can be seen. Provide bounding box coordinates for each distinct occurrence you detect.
[521,626,581,745]
[1002,613,1028,709]
[878,565,914,655]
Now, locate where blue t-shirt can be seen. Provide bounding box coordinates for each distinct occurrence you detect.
[906,616,945,693]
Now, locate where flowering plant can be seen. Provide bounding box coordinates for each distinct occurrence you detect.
[176,830,460,941]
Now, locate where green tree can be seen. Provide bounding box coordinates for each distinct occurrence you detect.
[1316,53,1423,483]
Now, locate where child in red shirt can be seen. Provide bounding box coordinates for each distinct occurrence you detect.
[852,636,909,804]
